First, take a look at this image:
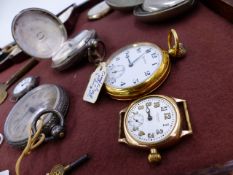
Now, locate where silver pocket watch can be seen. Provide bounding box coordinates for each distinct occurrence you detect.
[134,0,197,22]
[104,0,197,22]
[11,76,39,101]
[4,84,69,148]
[105,0,143,10]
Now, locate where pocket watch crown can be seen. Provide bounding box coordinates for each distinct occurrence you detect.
[148,148,161,163]
[169,43,186,58]
[51,125,65,139]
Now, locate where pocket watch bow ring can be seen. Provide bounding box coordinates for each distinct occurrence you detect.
[105,29,186,100]
[118,95,192,163]
[31,109,65,142]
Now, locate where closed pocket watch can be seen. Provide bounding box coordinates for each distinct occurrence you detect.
[105,29,186,100]
[118,95,192,163]
[134,0,197,22]
[4,84,69,148]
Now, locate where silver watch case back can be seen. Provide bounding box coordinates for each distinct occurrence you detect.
[106,0,144,10]
[134,0,197,22]
[4,84,69,148]
[12,8,97,71]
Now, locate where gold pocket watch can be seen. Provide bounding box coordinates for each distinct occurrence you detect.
[105,29,186,100]
[118,95,192,163]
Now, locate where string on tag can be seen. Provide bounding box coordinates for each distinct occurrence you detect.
[83,40,107,103]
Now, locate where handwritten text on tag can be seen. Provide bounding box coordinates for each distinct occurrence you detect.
[83,62,107,103]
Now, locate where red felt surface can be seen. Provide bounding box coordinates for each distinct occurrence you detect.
[0,1,233,175]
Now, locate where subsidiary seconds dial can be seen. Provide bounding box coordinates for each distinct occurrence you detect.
[106,43,162,89]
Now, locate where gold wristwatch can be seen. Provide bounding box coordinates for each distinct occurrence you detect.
[118,95,192,163]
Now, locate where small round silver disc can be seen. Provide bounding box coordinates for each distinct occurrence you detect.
[88,1,112,20]
[12,8,67,59]
[106,0,143,10]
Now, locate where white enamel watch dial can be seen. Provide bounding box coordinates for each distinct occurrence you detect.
[126,96,176,143]
[105,43,163,89]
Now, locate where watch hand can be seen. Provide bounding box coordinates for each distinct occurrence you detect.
[127,57,133,67]
[130,52,146,67]
[133,118,142,124]
[146,105,153,121]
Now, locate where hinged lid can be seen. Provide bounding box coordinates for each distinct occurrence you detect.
[12,8,67,59]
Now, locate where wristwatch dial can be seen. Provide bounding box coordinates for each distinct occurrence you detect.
[105,43,163,89]
[125,96,177,144]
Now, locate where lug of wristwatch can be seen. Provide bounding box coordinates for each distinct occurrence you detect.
[118,107,128,144]
[174,97,193,137]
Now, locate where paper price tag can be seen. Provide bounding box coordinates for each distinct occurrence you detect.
[0,170,9,175]
[83,62,107,103]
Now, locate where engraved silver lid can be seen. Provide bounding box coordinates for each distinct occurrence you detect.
[12,8,67,59]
